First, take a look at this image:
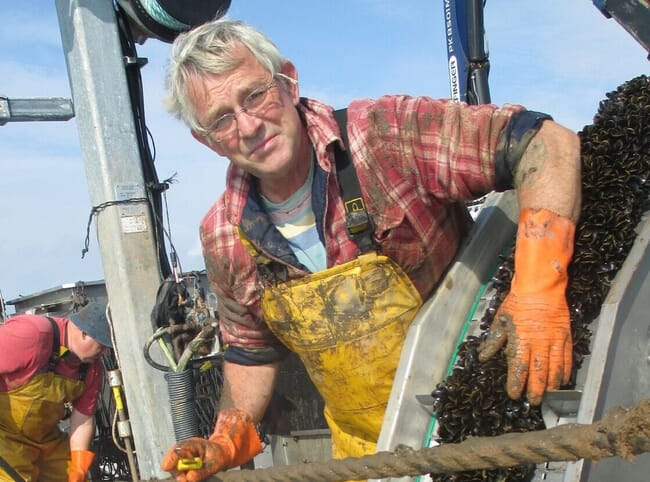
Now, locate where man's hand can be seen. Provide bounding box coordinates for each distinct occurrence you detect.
[68,450,94,482]
[161,437,230,482]
[478,208,575,405]
[161,408,262,482]
[479,291,572,404]
[216,291,249,324]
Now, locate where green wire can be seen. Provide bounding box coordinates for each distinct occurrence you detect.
[155,328,178,371]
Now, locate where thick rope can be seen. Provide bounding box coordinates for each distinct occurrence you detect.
[158,398,650,482]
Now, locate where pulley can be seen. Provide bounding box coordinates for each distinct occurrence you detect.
[116,0,231,43]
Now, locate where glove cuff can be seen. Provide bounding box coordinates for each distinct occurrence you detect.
[70,449,95,474]
[210,408,263,470]
[511,207,575,294]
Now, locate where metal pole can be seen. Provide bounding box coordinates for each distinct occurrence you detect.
[54,0,175,478]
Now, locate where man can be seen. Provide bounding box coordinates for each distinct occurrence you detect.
[160,19,581,480]
[0,302,112,481]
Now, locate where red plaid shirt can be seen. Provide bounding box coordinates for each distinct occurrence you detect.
[200,95,524,358]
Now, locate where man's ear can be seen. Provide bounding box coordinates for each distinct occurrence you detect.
[191,130,225,156]
[280,60,299,105]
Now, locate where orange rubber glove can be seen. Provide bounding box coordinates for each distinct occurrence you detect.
[478,207,575,405]
[68,450,94,482]
[161,408,263,482]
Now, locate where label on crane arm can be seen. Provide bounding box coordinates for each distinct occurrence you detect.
[448,55,461,102]
[116,183,148,234]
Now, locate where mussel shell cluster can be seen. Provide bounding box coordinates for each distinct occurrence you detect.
[430,75,650,482]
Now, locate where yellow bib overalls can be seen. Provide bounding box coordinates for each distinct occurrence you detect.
[242,231,422,458]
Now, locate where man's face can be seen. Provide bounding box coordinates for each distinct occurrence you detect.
[74,334,108,363]
[187,45,305,183]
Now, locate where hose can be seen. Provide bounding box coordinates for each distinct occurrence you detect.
[142,326,178,372]
[176,323,217,372]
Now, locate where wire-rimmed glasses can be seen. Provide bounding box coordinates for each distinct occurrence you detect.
[198,73,297,143]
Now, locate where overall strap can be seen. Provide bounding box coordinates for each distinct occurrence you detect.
[44,316,87,380]
[332,108,377,253]
[45,316,61,372]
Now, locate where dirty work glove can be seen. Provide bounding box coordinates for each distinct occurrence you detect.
[68,450,94,482]
[161,408,263,482]
[478,207,575,405]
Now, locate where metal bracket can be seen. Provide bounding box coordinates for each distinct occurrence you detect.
[0,96,74,125]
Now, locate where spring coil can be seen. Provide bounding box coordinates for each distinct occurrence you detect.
[165,368,201,442]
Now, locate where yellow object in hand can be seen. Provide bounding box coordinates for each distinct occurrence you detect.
[177,456,203,471]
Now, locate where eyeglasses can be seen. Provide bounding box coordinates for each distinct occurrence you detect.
[199,73,297,143]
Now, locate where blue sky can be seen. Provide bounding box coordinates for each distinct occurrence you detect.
[0,1,647,308]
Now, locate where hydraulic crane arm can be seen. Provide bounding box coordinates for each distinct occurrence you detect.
[593,0,650,57]
[443,0,491,105]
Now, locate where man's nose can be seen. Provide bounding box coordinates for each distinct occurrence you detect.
[235,109,263,137]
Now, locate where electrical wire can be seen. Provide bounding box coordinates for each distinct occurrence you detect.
[114,2,172,278]
[143,326,178,371]
[111,409,128,454]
